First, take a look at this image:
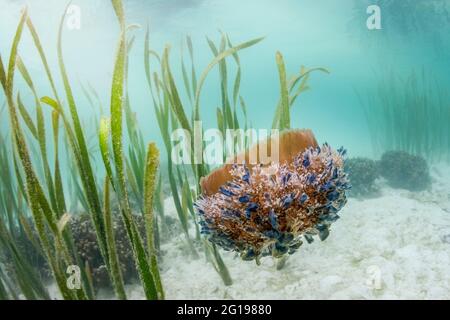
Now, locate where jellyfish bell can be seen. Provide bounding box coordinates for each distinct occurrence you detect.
[200,129,318,196]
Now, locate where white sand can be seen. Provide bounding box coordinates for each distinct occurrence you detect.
[137,163,450,300]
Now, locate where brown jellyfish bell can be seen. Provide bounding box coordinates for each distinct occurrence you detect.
[200,129,318,196]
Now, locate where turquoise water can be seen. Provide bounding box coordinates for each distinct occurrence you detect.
[1,0,450,300]
[2,0,448,160]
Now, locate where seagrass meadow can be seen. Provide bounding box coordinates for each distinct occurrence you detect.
[1,0,450,300]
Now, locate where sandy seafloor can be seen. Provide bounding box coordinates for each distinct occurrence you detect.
[48,163,450,300]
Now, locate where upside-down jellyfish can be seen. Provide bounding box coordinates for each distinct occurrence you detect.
[194,129,350,261]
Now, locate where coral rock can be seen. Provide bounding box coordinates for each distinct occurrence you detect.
[345,157,380,196]
[379,150,431,191]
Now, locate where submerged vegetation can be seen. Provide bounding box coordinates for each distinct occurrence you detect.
[352,1,450,162]
[0,0,327,299]
[358,70,450,162]
[0,0,163,300]
[351,0,450,57]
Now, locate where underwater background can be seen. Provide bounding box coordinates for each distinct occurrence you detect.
[0,0,450,300]
[3,0,449,159]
